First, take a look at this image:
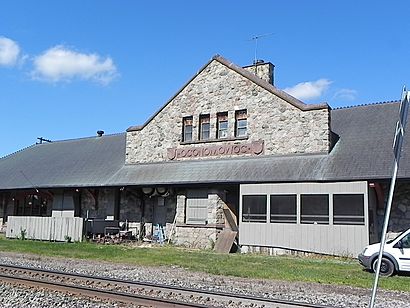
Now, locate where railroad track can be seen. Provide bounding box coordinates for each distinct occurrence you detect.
[0,263,338,308]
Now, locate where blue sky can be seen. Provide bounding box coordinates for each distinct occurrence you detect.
[0,1,409,157]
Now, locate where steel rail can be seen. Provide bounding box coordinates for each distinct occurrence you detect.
[0,270,207,308]
[0,263,339,308]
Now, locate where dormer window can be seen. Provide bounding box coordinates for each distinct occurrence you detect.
[199,114,210,140]
[235,109,247,137]
[182,116,193,142]
[217,112,228,139]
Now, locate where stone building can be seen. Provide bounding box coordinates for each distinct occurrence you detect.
[0,55,409,255]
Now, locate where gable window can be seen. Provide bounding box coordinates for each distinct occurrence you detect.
[235,109,247,137]
[300,194,329,224]
[199,114,210,140]
[182,116,193,142]
[217,112,228,139]
[242,195,267,222]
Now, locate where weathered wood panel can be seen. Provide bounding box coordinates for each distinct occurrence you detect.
[239,182,369,256]
[6,216,83,242]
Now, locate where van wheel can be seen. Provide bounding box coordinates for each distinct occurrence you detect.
[372,257,395,277]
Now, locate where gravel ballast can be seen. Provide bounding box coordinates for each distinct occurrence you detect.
[0,251,409,308]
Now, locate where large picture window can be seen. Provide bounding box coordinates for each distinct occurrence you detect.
[242,195,267,222]
[301,194,329,224]
[333,194,364,225]
[217,112,228,139]
[199,114,210,140]
[270,194,297,223]
[182,116,193,142]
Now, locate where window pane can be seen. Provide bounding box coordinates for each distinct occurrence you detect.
[218,121,228,138]
[182,116,193,142]
[301,194,329,224]
[217,112,228,139]
[201,122,210,140]
[270,195,296,223]
[401,234,410,248]
[242,195,267,222]
[199,115,210,140]
[333,194,364,225]
[235,110,247,137]
[186,190,208,225]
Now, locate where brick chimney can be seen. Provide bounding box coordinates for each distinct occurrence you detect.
[243,60,274,85]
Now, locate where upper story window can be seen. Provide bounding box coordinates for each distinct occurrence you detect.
[235,109,247,137]
[182,116,193,142]
[217,112,228,139]
[199,114,210,140]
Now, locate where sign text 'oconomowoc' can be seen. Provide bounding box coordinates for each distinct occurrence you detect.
[167,140,264,160]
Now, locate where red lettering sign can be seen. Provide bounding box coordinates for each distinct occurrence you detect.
[167,140,264,160]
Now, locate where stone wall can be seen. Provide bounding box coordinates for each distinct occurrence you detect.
[378,182,410,232]
[126,59,329,164]
[242,62,273,84]
[81,188,116,219]
[174,226,220,249]
[172,189,227,248]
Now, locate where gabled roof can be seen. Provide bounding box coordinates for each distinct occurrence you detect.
[108,101,408,185]
[0,99,407,189]
[325,101,410,181]
[127,55,329,132]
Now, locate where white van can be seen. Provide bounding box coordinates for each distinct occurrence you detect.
[358,228,410,276]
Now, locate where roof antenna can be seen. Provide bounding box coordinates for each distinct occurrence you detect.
[37,137,52,144]
[250,32,273,65]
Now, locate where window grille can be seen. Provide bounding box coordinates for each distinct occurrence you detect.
[186,190,208,225]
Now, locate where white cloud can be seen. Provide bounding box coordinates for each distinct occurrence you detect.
[0,36,21,66]
[32,45,118,84]
[284,79,332,101]
[332,88,358,101]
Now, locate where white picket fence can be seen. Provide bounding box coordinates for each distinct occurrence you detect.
[6,216,83,242]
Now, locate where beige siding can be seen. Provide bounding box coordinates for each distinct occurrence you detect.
[240,182,369,256]
[6,216,83,242]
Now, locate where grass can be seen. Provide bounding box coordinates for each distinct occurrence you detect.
[0,235,409,292]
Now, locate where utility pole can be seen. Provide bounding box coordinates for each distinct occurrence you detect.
[369,86,409,308]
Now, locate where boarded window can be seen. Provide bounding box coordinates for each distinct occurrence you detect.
[333,194,365,225]
[186,190,208,225]
[242,195,267,222]
[235,109,247,137]
[300,194,329,224]
[217,112,228,139]
[199,114,210,140]
[182,116,193,142]
[270,195,297,223]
